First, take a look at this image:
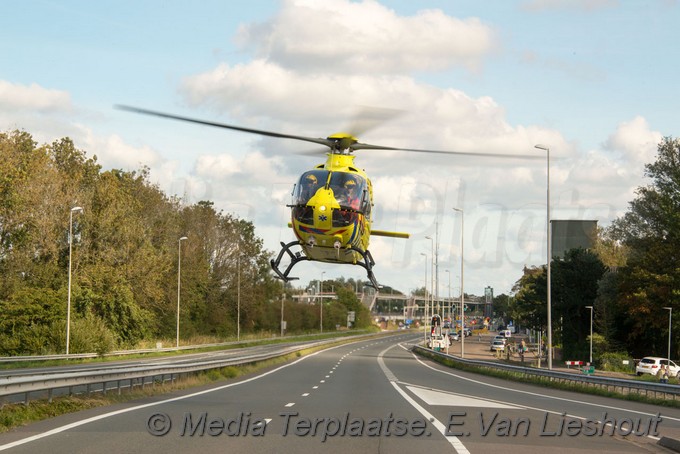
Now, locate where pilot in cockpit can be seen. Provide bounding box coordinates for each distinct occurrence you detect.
[300,173,319,203]
[342,178,361,210]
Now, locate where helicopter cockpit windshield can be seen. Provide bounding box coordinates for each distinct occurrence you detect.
[292,170,369,226]
[329,172,367,212]
[294,170,328,206]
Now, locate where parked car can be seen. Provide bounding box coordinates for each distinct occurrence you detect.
[457,327,471,337]
[636,357,680,377]
[490,339,506,352]
[492,335,507,344]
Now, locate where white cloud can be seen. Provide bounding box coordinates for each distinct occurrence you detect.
[0,81,72,112]
[180,60,568,167]
[603,115,662,167]
[84,133,165,171]
[235,0,497,74]
[520,0,619,12]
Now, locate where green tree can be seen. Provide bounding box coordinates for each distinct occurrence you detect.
[551,248,606,360]
[0,130,288,352]
[335,286,371,328]
[492,293,511,321]
[510,266,546,332]
[609,136,680,357]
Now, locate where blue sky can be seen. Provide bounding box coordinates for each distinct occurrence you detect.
[1,0,678,297]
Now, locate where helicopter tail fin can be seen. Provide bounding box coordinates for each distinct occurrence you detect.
[370,230,410,239]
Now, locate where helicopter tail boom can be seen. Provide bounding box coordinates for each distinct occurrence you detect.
[288,223,409,240]
[370,230,410,239]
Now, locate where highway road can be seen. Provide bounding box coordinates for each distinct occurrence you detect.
[0,332,678,453]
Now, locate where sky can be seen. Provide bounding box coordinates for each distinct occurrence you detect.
[1,0,677,298]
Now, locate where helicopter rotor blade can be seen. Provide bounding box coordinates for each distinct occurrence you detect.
[117,105,545,160]
[115,105,336,149]
[351,142,545,160]
[345,105,404,138]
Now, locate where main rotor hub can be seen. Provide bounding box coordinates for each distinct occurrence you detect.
[326,133,358,154]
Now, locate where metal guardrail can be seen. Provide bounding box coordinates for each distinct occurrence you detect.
[413,345,680,401]
[0,344,304,404]
[0,331,371,363]
[0,334,384,406]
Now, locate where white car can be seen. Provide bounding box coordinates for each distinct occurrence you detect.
[492,335,507,344]
[490,340,506,352]
[636,357,680,377]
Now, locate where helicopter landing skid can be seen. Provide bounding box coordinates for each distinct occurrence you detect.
[270,240,306,282]
[347,246,381,289]
[270,241,381,289]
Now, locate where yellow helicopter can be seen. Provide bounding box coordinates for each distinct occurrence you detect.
[117,105,539,288]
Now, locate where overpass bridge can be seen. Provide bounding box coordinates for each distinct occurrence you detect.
[294,290,492,321]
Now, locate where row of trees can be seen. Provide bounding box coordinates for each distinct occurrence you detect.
[0,130,371,355]
[3,128,676,360]
[499,137,679,362]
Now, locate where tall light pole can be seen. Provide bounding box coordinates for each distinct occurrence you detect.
[236,243,241,341]
[585,306,593,364]
[281,293,285,337]
[320,271,325,333]
[453,207,464,358]
[445,269,451,321]
[176,236,188,348]
[664,307,672,362]
[420,252,428,340]
[66,206,83,355]
[425,236,434,316]
[535,144,552,369]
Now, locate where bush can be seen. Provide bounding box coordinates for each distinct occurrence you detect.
[597,351,634,373]
[47,314,117,355]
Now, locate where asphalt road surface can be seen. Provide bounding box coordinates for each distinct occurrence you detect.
[0,332,678,453]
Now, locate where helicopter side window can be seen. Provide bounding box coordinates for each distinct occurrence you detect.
[361,180,372,217]
[295,170,328,205]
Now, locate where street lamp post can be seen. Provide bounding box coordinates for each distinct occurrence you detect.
[453,207,464,358]
[445,269,451,321]
[66,206,83,355]
[236,244,241,341]
[535,144,553,369]
[425,236,434,317]
[420,253,428,341]
[664,307,672,362]
[281,293,285,337]
[585,306,593,364]
[320,271,325,333]
[177,236,188,348]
